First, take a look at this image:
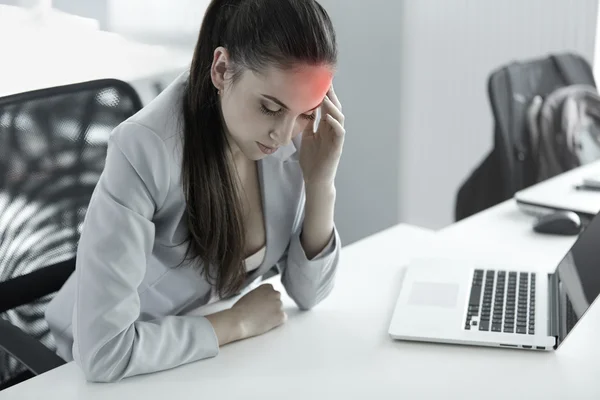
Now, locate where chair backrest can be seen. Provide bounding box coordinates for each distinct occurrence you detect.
[0,79,142,384]
[487,52,596,194]
[455,52,596,221]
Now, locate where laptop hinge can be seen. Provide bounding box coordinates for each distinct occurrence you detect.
[548,272,560,342]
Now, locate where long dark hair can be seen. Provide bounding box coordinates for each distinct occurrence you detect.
[181,0,337,298]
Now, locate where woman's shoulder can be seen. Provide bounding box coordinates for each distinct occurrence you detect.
[110,72,188,172]
[105,72,189,204]
[124,71,188,143]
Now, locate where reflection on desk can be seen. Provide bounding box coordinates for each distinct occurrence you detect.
[555,211,600,343]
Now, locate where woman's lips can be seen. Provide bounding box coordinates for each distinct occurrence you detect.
[257,142,278,155]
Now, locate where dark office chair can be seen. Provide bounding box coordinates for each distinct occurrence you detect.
[0,80,142,390]
[454,52,596,221]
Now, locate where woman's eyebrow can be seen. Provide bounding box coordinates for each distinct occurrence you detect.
[261,94,323,113]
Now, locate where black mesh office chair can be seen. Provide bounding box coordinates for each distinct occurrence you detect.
[0,80,142,390]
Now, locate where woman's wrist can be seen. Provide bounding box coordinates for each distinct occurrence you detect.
[305,181,336,198]
[301,182,336,259]
[206,308,245,346]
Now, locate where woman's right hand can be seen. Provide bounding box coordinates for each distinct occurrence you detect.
[206,283,287,346]
[231,283,287,339]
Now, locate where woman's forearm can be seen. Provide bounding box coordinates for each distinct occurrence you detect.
[300,183,336,259]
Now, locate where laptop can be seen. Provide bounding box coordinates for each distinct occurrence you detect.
[388,211,600,351]
[514,160,600,217]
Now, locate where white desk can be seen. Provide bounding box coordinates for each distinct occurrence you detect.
[3,205,600,398]
[4,199,599,399]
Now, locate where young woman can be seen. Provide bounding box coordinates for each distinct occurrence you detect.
[44,0,344,383]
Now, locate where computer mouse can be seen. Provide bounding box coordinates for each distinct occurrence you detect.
[533,211,582,235]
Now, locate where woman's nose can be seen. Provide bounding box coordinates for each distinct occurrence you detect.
[271,119,296,145]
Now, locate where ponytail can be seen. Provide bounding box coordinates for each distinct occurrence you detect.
[181,0,247,298]
[180,0,337,298]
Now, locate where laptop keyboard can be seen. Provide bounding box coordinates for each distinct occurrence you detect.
[464,269,536,335]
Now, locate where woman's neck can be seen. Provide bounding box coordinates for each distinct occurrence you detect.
[226,134,253,171]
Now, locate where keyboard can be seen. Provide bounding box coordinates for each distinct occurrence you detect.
[465,269,536,335]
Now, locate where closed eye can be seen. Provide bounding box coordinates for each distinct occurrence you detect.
[260,105,315,121]
[260,105,282,117]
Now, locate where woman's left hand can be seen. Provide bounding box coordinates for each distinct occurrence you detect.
[299,86,345,188]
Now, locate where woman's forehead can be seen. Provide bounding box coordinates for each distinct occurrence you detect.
[249,65,333,110]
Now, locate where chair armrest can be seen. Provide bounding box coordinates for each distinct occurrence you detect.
[0,258,75,314]
[0,318,65,376]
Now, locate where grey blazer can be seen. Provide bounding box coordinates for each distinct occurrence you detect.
[44,71,341,383]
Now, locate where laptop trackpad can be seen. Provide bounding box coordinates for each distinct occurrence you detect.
[408,282,460,308]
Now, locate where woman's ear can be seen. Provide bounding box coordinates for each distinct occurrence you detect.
[211,46,230,93]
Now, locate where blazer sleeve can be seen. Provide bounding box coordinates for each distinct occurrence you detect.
[72,122,219,383]
[279,188,342,310]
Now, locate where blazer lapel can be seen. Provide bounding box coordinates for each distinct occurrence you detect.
[244,139,301,283]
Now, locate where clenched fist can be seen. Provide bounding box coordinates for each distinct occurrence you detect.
[232,284,287,339]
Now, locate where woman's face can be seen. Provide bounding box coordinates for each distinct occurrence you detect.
[211,47,333,160]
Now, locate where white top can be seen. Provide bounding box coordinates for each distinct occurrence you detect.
[205,246,266,305]
[245,246,267,272]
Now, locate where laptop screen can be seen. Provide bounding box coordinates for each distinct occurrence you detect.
[555,212,600,346]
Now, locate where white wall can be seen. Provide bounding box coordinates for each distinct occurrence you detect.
[595,1,600,80]
[106,0,208,47]
[5,0,597,245]
[397,0,598,230]
[281,0,600,245]
[318,0,404,245]
[1,0,208,47]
